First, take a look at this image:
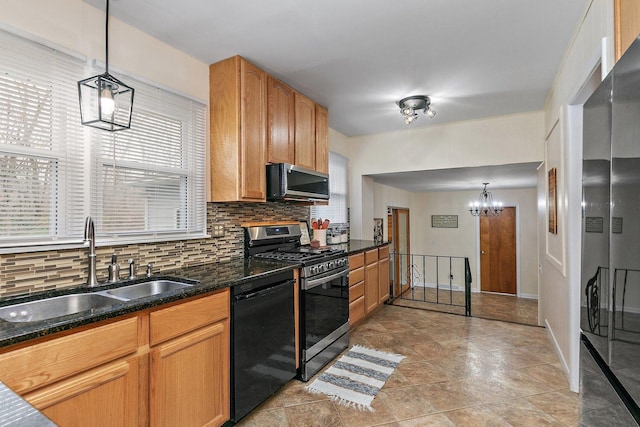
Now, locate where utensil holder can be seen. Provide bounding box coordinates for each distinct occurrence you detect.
[313,229,327,246]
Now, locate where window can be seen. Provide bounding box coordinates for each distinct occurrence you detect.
[0,29,207,250]
[310,152,348,224]
[91,75,206,242]
[0,29,86,246]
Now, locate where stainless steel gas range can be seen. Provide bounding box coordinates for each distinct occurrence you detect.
[245,224,349,381]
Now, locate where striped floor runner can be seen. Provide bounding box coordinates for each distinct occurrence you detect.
[304,345,404,411]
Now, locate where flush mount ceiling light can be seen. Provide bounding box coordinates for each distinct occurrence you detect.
[397,95,436,125]
[469,183,504,216]
[78,0,134,131]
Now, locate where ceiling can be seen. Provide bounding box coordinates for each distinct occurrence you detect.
[370,162,541,192]
[86,0,586,192]
[89,0,586,137]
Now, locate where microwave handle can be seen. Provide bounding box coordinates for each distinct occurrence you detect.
[303,270,348,290]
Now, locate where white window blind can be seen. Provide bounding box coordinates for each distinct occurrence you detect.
[0,29,86,246]
[90,74,206,242]
[310,152,348,224]
[0,29,207,250]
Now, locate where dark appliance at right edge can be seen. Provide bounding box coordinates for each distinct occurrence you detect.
[581,36,640,425]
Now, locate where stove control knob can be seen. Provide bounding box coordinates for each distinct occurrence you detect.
[328,261,335,269]
[309,266,317,275]
[338,259,346,267]
[318,264,325,273]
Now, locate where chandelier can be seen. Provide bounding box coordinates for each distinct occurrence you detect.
[397,95,436,125]
[78,0,134,131]
[469,183,503,216]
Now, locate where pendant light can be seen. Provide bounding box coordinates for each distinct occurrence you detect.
[469,183,504,216]
[78,0,134,131]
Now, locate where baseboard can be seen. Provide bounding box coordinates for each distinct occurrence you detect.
[519,293,538,300]
[544,318,572,389]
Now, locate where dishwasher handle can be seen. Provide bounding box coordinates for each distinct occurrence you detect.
[234,279,296,301]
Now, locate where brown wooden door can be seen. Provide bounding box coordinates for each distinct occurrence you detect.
[294,92,316,170]
[480,206,517,294]
[391,208,410,297]
[240,58,266,200]
[267,76,295,164]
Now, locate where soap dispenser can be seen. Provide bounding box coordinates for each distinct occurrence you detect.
[108,254,120,283]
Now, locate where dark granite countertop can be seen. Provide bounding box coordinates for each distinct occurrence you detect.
[0,258,297,349]
[330,239,391,255]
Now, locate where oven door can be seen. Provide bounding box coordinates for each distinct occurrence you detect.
[300,267,349,358]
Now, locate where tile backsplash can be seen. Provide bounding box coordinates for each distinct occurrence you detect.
[0,202,308,298]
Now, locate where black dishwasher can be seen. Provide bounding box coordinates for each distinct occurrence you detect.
[231,270,296,422]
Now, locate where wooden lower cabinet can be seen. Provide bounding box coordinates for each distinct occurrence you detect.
[27,358,139,427]
[150,321,229,427]
[364,261,379,314]
[378,245,390,304]
[0,289,230,427]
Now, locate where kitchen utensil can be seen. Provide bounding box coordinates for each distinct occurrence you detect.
[322,219,330,229]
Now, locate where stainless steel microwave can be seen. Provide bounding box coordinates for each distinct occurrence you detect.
[266,163,330,201]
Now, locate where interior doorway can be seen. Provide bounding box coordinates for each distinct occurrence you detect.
[480,206,517,294]
[388,207,410,297]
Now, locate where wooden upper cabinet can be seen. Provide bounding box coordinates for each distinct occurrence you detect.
[615,0,640,61]
[315,104,329,173]
[209,56,266,202]
[267,76,295,164]
[294,92,316,170]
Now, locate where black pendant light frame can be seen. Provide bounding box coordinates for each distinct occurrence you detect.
[78,0,134,131]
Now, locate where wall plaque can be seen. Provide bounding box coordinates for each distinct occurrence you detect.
[431,215,458,228]
[612,217,623,234]
[585,216,603,233]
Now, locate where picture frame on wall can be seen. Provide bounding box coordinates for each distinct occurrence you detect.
[548,167,557,234]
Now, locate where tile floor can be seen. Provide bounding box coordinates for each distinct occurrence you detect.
[237,304,581,426]
[393,288,539,326]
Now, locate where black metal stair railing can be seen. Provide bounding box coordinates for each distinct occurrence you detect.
[387,252,472,316]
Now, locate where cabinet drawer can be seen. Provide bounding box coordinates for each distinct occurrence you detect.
[349,253,364,270]
[349,296,365,326]
[365,249,378,265]
[0,317,138,395]
[350,266,364,286]
[150,290,229,346]
[378,245,390,260]
[349,281,364,303]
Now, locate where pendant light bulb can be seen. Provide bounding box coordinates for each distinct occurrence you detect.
[100,84,115,116]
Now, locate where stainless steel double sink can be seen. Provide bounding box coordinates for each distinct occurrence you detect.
[0,279,194,323]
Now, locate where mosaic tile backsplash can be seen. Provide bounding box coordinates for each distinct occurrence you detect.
[0,202,309,298]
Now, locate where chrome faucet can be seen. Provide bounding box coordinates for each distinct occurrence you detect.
[84,217,99,287]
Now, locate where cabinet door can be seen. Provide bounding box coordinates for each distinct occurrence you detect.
[615,0,640,60]
[315,104,329,173]
[294,92,316,170]
[267,77,295,164]
[364,262,379,314]
[150,321,230,427]
[26,358,139,427]
[378,257,390,304]
[240,59,266,200]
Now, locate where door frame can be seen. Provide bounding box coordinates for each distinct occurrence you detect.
[388,206,410,298]
[474,203,522,296]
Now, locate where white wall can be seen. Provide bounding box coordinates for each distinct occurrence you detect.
[1,0,209,101]
[541,0,614,392]
[373,184,538,297]
[348,111,545,239]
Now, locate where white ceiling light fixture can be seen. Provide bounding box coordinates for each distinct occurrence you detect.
[78,0,134,131]
[397,95,436,125]
[469,183,503,216]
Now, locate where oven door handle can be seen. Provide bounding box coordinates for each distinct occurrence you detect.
[303,270,348,290]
